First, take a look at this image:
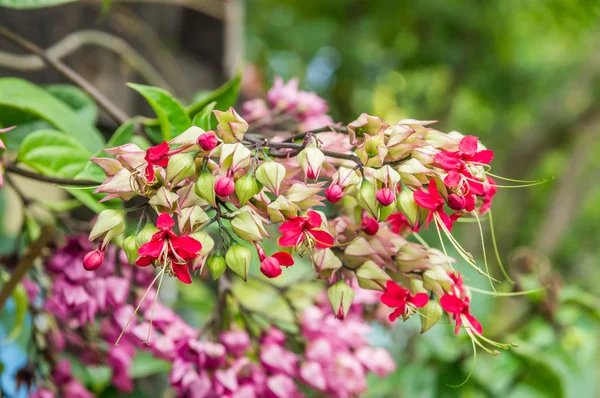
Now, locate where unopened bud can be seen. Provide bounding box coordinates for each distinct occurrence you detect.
[207,253,227,280]
[215,177,235,197]
[123,235,139,264]
[195,170,217,207]
[325,184,343,203]
[327,280,355,320]
[447,193,466,211]
[225,244,252,281]
[136,222,159,248]
[89,210,126,249]
[355,260,391,291]
[420,300,442,334]
[376,188,395,206]
[260,257,282,278]
[347,113,388,145]
[255,161,286,196]
[356,179,378,218]
[166,153,196,186]
[83,249,104,271]
[214,107,248,143]
[361,216,379,236]
[235,173,260,206]
[197,131,219,151]
[397,188,420,228]
[231,208,268,242]
[297,145,325,180]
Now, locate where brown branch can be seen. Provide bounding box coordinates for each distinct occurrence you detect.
[5,164,99,187]
[0,226,54,310]
[0,26,130,126]
[282,125,348,143]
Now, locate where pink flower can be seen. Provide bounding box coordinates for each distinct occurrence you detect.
[376,187,395,206]
[325,184,343,203]
[355,346,396,377]
[242,98,271,122]
[380,280,428,322]
[144,141,170,181]
[413,180,453,231]
[260,344,298,376]
[278,211,334,249]
[260,252,294,278]
[83,249,104,271]
[266,374,302,398]
[440,294,482,335]
[434,135,494,170]
[197,132,219,151]
[220,330,251,357]
[215,176,235,197]
[267,77,299,111]
[135,213,202,284]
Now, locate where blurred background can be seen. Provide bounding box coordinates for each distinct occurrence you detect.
[2,0,600,397]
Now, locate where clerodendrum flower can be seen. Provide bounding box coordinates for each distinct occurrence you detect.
[144,141,170,181]
[278,211,334,249]
[440,294,482,335]
[136,213,202,284]
[380,280,429,322]
[413,180,454,231]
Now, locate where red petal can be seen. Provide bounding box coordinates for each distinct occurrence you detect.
[444,170,462,188]
[427,180,443,203]
[278,231,304,247]
[410,293,429,308]
[278,218,304,233]
[423,210,434,229]
[260,258,282,278]
[306,211,323,228]
[414,191,438,210]
[464,313,483,335]
[172,262,192,284]
[146,141,170,162]
[440,294,464,314]
[138,238,164,258]
[309,229,335,248]
[434,152,463,171]
[380,292,407,308]
[171,235,202,255]
[454,315,463,334]
[459,135,478,155]
[388,307,405,322]
[156,213,175,231]
[469,149,494,164]
[436,210,453,232]
[145,165,155,182]
[272,252,294,267]
[135,256,153,267]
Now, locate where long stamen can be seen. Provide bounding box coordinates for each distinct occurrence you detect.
[447,332,477,388]
[467,286,546,296]
[115,269,163,346]
[473,212,496,293]
[462,174,553,189]
[145,266,166,345]
[411,232,430,249]
[488,210,514,284]
[485,171,552,184]
[434,218,455,270]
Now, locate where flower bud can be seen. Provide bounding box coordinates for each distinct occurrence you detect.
[378,203,397,222]
[296,145,325,180]
[220,143,252,172]
[361,216,379,236]
[376,187,395,206]
[215,177,235,197]
[207,253,227,280]
[225,244,252,281]
[235,173,260,206]
[397,188,420,228]
[260,257,282,278]
[195,170,217,207]
[83,249,104,271]
[356,179,378,218]
[166,153,196,186]
[327,280,355,320]
[423,266,453,296]
[214,107,248,143]
[122,235,139,264]
[311,248,342,280]
[136,222,159,248]
[231,208,268,242]
[420,300,442,334]
[347,113,388,145]
[355,260,391,291]
[325,184,343,203]
[197,131,219,151]
[189,230,215,271]
[255,161,286,196]
[89,210,126,249]
[447,193,466,211]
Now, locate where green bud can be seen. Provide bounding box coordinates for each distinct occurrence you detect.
[327,280,355,320]
[423,266,453,296]
[378,202,397,222]
[420,299,442,334]
[214,107,248,143]
[136,222,159,248]
[231,208,268,242]
[255,161,286,195]
[355,260,391,291]
[166,153,196,186]
[225,244,252,281]
[123,235,139,264]
[89,209,126,248]
[195,170,216,207]
[207,253,227,280]
[355,179,379,218]
[235,173,260,206]
[397,188,419,228]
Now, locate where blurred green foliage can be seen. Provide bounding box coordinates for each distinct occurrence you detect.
[247,0,600,396]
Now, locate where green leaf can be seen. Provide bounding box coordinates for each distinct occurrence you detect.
[127,83,191,140]
[187,71,242,117]
[129,352,171,378]
[192,101,217,131]
[510,342,566,398]
[18,130,90,177]
[5,283,28,342]
[46,84,98,125]
[0,0,76,8]
[0,78,104,152]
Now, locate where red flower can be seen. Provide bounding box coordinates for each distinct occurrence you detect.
[380,280,429,322]
[387,212,414,234]
[413,181,453,231]
[278,211,334,249]
[260,252,295,278]
[135,213,202,284]
[434,135,494,171]
[440,294,482,335]
[361,216,379,236]
[144,141,170,181]
[479,176,497,213]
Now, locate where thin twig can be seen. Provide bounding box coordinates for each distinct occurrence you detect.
[5,164,99,187]
[0,26,130,126]
[282,125,347,143]
[0,226,54,310]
